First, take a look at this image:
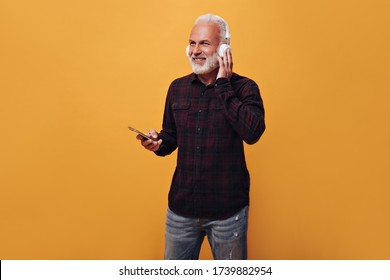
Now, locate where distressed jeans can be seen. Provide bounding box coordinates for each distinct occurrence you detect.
[164,206,249,260]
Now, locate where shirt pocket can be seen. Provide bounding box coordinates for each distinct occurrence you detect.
[172,102,191,132]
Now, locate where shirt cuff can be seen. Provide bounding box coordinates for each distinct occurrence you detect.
[215,77,229,87]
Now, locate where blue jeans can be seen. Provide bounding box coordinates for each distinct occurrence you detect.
[164,206,248,260]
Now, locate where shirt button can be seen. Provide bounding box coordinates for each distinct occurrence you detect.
[197,127,201,132]
[198,109,202,113]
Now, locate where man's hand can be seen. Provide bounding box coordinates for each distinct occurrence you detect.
[217,48,233,80]
[136,128,162,152]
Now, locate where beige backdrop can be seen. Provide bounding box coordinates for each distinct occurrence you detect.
[1,0,389,259]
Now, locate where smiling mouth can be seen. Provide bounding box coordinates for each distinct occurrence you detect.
[192,57,206,64]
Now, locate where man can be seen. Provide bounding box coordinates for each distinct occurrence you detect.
[137,14,265,260]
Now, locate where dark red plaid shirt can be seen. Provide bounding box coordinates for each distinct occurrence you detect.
[155,73,265,219]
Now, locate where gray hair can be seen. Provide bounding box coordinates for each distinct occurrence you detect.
[194,14,230,43]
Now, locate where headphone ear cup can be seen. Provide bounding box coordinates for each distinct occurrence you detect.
[218,44,231,57]
[186,45,190,57]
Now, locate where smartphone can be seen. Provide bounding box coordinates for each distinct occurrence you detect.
[128,126,155,141]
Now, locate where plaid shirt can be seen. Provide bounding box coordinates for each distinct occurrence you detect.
[155,73,265,219]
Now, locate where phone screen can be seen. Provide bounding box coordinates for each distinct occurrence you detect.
[128,126,155,141]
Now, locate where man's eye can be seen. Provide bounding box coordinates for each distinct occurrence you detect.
[202,42,210,46]
[189,42,196,46]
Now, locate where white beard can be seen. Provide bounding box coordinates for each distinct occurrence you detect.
[188,52,219,75]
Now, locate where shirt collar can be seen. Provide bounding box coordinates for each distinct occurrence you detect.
[189,73,216,86]
[190,72,237,84]
[190,73,199,84]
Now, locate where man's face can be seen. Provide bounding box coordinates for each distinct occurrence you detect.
[188,22,221,75]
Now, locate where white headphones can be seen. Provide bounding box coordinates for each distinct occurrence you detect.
[186,19,231,58]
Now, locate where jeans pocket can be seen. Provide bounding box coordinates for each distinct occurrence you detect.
[211,206,249,241]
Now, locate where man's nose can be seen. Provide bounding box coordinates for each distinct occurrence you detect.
[193,44,202,55]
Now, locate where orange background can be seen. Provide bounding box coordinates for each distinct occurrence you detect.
[1,0,389,259]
